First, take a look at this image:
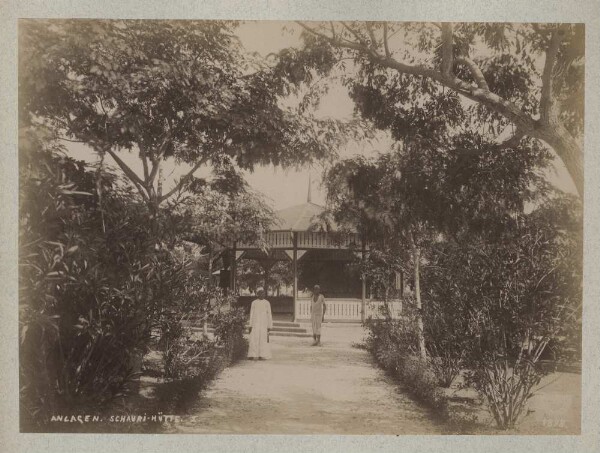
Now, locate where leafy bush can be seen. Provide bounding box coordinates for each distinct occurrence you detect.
[18,129,212,429]
[19,133,155,428]
[421,276,468,388]
[158,290,246,380]
[151,300,248,413]
[400,356,448,412]
[151,336,220,413]
[464,354,543,430]
[154,259,209,380]
[212,304,249,365]
[423,196,583,429]
[365,317,447,412]
[427,346,464,389]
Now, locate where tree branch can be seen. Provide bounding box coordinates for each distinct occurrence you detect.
[328,21,336,40]
[383,22,391,58]
[455,56,490,91]
[159,155,210,203]
[105,148,149,201]
[366,22,378,50]
[148,158,161,186]
[138,142,150,182]
[495,128,525,149]
[298,20,538,130]
[58,137,87,144]
[440,23,454,76]
[341,22,369,48]
[540,25,566,126]
[148,130,173,184]
[297,21,436,77]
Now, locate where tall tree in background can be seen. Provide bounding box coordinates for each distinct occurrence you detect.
[173,179,274,293]
[19,19,354,222]
[296,22,584,195]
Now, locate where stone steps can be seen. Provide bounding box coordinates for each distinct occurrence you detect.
[273,321,301,328]
[268,321,311,338]
[270,326,307,333]
[269,332,312,338]
[188,321,312,338]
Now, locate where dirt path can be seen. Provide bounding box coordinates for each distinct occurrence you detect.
[174,325,443,434]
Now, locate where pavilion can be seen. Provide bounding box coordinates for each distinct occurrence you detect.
[222,191,402,323]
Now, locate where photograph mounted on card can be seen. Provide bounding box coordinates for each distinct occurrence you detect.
[16,16,584,437]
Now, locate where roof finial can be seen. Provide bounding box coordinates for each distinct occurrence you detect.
[307,173,312,203]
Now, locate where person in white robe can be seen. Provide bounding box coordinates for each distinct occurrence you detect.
[247,288,273,360]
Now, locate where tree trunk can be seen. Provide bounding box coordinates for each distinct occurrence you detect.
[535,123,583,196]
[409,234,427,360]
[204,245,212,336]
[146,166,161,243]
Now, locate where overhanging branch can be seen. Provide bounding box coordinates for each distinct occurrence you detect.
[440,23,454,76]
[159,155,210,203]
[495,128,525,149]
[383,22,391,58]
[455,56,490,91]
[540,25,566,125]
[298,20,582,196]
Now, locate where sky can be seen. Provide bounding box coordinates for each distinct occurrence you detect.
[64,20,577,211]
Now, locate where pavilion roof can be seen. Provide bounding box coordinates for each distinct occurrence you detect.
[272,202,338,232]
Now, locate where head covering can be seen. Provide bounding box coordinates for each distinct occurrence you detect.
[256,287,265,294]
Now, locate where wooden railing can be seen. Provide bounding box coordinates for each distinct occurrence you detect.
[237,231,294,250]
[296,232,361,249]
[236,231,364,250]
[295,298,402,322]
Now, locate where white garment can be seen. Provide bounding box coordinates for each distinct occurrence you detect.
[248,298,273,359]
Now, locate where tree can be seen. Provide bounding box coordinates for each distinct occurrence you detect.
[296,22,584,196]
[175,182,274,253]
[427,194,582,428]
[325,151,434,359]
[325,132,552,360]
[19,19,353,221]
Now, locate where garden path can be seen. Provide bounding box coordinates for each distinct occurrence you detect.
[174,324,444,434]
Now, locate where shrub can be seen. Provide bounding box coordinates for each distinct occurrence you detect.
[150,299,247,414]
[365,317,447,412]
[429,196,583,429]
[155,260,210,380]
[18,131,210,429]
[427,347,463,389]
[400,356,448,412]
[158,290,247,381]
[423,302,466,388]
[464,354,543,430]
[151,336,220,413]
[212,304,249,365]
[19,136,159,429]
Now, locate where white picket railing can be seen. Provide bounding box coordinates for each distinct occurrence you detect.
[295,298,402,322]
[237,231,365,250]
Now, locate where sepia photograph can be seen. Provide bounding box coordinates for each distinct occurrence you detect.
[2,1,599,451]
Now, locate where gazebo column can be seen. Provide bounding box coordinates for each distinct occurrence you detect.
[361,277,367,322]
[292,232,298,322]
[230,242,237,294]
[361,238,367,323]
